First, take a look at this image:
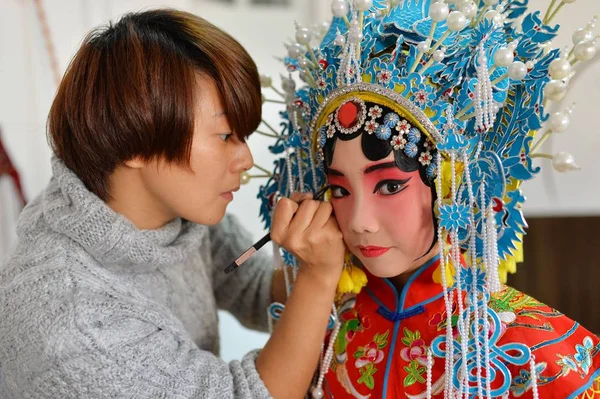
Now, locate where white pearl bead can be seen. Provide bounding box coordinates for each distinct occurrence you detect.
[447,11,467,31]
[311,386,325,398]
[508,61,527,80]
[287,43,304,59]
[354,0,373,12]
[544,79,567,101]
[433,49,445,62]
[349,29,363,41]
[483,0,499,4]
[299,70,307,82]
[334,34,346,46]
[485,10,502,25]
[507,40,519,51]
[282,77,296,93]
[298,58,309,68]
[549,58,572,80]
[549,112,570,133]
[459,1,478,18]
[526,61,535,69]
[572,28,593,45]
[552,152,580,173]
[241,172,251,185]
[295,28,312,45]
[494,48,514,67]
[331,0,349,18]
[259,74,272,88]
[574,41,597,61]
[429,2,450,22]
[417,41,430,53]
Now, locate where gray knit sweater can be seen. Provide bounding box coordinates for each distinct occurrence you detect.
[0,158,274,398]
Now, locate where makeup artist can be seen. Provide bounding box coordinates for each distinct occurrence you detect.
[0,9,344,399]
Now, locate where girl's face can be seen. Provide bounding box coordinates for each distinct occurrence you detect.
[327,137,435,278]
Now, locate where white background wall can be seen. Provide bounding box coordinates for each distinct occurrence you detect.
[1,0,599,361]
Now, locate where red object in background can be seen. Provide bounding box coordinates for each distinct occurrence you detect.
[0,128,26,206]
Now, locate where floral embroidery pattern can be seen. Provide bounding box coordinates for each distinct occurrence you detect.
[557,336,598,378]
[400,328,429,387]
[510,362,548,397]
[353,330,390,390]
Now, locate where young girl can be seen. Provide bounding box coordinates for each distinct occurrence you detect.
[258,1,600,397]
[0,9,345,399]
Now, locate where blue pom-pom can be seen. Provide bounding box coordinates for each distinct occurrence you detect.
[383,112,400,128]
[407,127,421,144]
[375,125,392,140]
[404,142,418,158]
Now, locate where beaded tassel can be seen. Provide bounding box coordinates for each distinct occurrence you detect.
[462,150,484,397]
[475,45,496,132]
[436,152,455,398]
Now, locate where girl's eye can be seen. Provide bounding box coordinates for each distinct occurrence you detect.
[374,179,410,196]
[331,185,350,199]
[219,133,232,142]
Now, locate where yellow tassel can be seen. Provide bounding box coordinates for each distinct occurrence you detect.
[337,268,354,294]
[436,159,465,200]
[498,234,524,283]
[349,266,368,294]
[433,260,455,287]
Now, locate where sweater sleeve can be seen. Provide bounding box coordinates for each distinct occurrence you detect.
[209,214,274,332]
[0,262,272,399]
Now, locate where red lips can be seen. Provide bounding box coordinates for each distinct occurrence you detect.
[358,246,391,258]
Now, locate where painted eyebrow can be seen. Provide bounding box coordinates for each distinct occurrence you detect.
[364,162,397,174]
[327,161,398,177]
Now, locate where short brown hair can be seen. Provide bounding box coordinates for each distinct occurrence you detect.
[48,9,261,201]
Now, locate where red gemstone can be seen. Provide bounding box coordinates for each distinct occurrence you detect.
[492,197,504,212]
[338,101,360,128]
[319,59,328,70]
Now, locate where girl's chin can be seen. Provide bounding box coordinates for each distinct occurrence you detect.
[359,258,414,279]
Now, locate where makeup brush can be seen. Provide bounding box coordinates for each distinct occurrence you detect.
[224,185,330,274]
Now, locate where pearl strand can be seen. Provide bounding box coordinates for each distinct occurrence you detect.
[427,347,434,399]
[486,207,502,293]
[449,151,469,396]
[312,321,341,398]
[436,151,455,399]
[530,355,540,399]
[452,229,469,398]
[292,110,305,193]
[461,151,483,398]
[284,143,295,195]
[309,146,319,191]
[479,182,492,399]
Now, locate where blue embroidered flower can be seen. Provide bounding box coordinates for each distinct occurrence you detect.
[410,82,436,108]
[557,355,579,376]
[375,125,392,140]
[375,62,401,87]
[438,203,471,231]
[574,337,594,374]
[437,129,467,151]
[426,161,437,179]
[383,112,400,128]
[510,362,547,397]
[459,266,485,295]
[407,127,422,143]
[404,142,419,158]
[318,126,327,147]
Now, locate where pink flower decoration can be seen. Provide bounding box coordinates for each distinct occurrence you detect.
[355,342,385,368]
[400,339,428,366]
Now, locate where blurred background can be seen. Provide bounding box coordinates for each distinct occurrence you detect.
[1,0,599,362]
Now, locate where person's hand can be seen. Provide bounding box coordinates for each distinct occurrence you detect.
[271,192,345,288]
